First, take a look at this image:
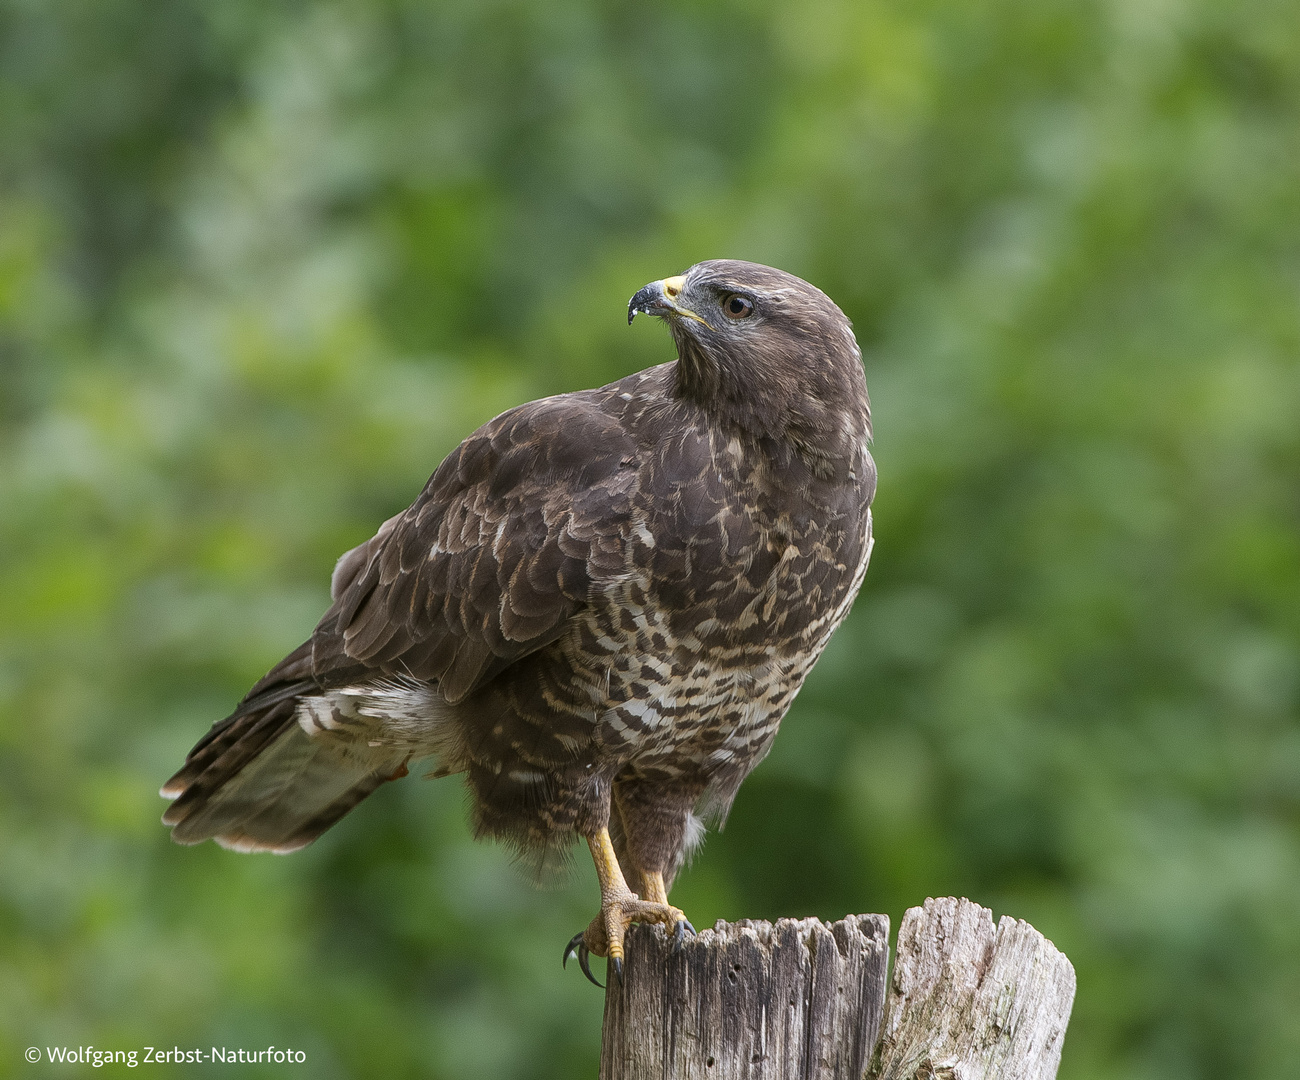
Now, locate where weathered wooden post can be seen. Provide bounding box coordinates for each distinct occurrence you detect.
[599,897,1075,1080]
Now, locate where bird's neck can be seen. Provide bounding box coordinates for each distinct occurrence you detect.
[671,339,870,477]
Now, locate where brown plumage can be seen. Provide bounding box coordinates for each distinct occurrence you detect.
[162,259,875,979]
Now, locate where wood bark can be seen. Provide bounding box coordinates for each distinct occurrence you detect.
[868,897,1076,1080]
[599,914,890,1080]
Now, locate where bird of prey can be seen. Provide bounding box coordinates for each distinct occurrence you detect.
[162,259,875,984]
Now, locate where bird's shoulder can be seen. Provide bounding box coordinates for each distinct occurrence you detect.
[310,368,674,701]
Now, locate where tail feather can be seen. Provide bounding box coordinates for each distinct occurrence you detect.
[186,678,315,759]
[164,640,318,798]
[162,676,408,853]
[160,698,301,800]
[208,754,404,853]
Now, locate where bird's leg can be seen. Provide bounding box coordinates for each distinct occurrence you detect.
[562,827,693,985]
[639,869,668,905]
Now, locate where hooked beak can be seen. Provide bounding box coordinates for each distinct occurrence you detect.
[627,275,713,330]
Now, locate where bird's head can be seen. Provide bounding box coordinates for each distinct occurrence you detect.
[628,260,870,450]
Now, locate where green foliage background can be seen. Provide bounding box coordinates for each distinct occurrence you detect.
[2,1,1298,1076]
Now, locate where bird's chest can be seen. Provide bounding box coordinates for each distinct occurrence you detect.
[588,505,868,769]
[574,432,871,769]
[591,615,811,768]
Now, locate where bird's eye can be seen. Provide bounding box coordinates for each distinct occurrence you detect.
[722,294,754,320]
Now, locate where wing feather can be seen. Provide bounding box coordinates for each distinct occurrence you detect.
[311,394,638,703]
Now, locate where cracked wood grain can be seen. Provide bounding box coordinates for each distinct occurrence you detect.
[599,914,890,1080]
[867,897,1076,1080]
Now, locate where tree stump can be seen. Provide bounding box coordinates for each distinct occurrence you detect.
[598,898,1075,1080]
[600,914,890,1080]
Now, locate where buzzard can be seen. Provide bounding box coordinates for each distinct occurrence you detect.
[162,260,875,984]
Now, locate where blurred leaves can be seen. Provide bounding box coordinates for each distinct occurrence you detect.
[1,0,1299,1077]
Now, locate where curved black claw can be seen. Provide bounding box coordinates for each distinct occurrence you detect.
[564,932,604,988]
[563,931,584,969]
[610,955,624,984]
[579,943,604,988]
[672,918,697,952]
